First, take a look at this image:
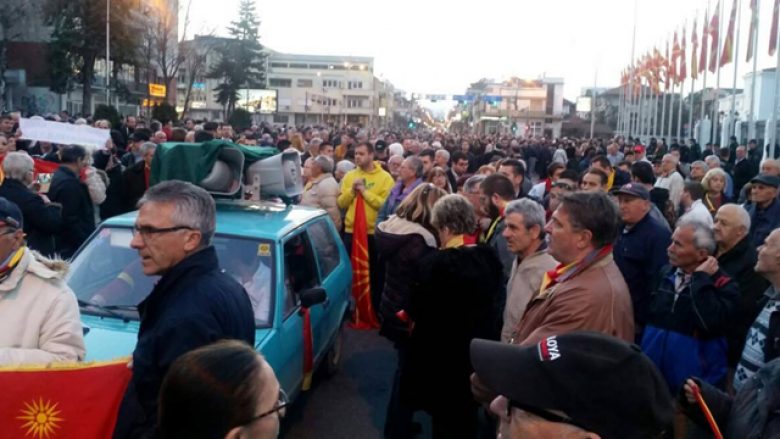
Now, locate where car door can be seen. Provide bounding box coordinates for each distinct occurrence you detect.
[275,229,327,392]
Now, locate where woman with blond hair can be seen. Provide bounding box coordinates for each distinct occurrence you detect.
[702,167,731,216]
[290,132,305,153]
[376,183,447,438]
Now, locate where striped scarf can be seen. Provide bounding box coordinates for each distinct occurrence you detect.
[538,244,613,295]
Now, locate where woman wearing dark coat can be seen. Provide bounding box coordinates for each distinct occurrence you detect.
[376,183,447,439]
[403,194,504,439]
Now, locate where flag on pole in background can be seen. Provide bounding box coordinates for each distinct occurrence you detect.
[692,16,700,79]
[700,8,710,73]
[665,40,672,91]
[679,25,688,81]
[720,0,737,66]
[349,194,380,330]
[0,360,131,439]
[709,1,721,73]
[671,31,681,84]
[771,0,780,56]
[746,0,758,61]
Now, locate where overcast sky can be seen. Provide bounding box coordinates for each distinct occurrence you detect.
[185,0,778,102]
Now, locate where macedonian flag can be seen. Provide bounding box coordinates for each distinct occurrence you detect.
[349,194,380,330]
[0,359,132,439]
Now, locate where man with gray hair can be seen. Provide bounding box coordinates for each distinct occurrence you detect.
[655,153,684,207]
[640,219,740,394]
[0,152,63,256]
[689,160,709,182]
[300,155,341,229]
[499,199,557,342]
[121,141,157,213]
[114,180,255,438]
[376,156,424,225]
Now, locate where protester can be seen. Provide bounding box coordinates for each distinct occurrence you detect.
[48,144,95,259]
[471,332,673,439]
[500,199,557,342]
[613,183,671,338]
[745,174,780,249]
[300,155,341,229]
[589,155,630,191]
[334,159,355,182]
[497,158,528,199]
[579,168,608,193]
[631,160,674,229]
[377,156,423,225]
[114,181,255,438]
[702,167,731,217]
[689,160,708,182]
[158,340,283,439]
[0,197,84,365]
[426,166,452,193]
[447,151,469,190]
[655,153,685,208]
[713,204,770,372]
[678,181,713,226]
[375,183,447,439]
[0,152,63,256]
[404,194,503,438]
[121,141,156,213]
[479,173,515,280]
[641,219,740,393]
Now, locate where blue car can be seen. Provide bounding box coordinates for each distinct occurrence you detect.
[67,199,352,399]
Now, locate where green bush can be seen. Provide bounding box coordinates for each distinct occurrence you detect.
[93,104,121,129]
[152,102,178,125]
[228,108,252,131]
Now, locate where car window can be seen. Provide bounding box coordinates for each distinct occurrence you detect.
[307,219,340,279]
[68,226,275,327]
[282,232,319,318]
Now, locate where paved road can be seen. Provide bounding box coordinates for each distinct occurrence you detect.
[282,328,397,439]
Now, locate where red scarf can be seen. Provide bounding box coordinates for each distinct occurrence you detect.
[539,244,613,295]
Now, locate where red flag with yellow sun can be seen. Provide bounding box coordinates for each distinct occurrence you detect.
[349,194,380,330]
[0,359,131,439]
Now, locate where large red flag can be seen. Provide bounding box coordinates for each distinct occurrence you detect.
[720,0,737,67]
[0,360,131,439]
[349,194,379,330]
[671,32,681,84]
[771,0,780,56]
[746,0,758,61]
[679,26,688,81]
[692,16,700,79]
[700,9,710,73]
[709,1,721,73]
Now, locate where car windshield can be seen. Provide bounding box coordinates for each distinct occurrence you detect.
[67,226,275,327]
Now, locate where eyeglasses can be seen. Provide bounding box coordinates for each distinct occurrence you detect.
[508,401,583,430]
[132,224,194,238]
[244,388,289,425]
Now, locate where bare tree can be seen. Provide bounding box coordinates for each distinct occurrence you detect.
[180,39,216,118]
[0,0,31,111]
[143,0,195,103]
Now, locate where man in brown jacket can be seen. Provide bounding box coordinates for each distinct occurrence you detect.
[509,191,635,345]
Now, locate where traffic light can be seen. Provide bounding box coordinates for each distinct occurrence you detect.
[511,122,518,133]
[408,120,415,129]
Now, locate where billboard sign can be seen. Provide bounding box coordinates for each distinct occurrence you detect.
[237,89,278,114]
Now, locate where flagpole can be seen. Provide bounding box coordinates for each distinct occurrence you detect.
[617,79,624,135]
[639,82,646,141]
[701,1,711,144]
[653,91,659,137]
[668,81,676,141]
[748,0,759,140]
[769,8,780,159]
[712,0,724,145]
[689,74,696,143]
[678,76,685,140]
[661,85,668,140]
[729,0,742,144]
[627,0,638,138]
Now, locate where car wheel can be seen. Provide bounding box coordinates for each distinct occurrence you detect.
[322,322,344,378]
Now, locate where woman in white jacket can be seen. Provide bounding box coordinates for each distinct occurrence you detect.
[300,155,341,230]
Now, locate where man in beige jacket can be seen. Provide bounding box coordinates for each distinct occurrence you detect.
[0,198,85,365]
[300,155,341,229]
[500,199,557,342]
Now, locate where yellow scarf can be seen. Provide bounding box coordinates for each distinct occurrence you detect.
[443,234,465,249]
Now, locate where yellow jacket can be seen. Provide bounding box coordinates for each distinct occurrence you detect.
[337,162,394,234]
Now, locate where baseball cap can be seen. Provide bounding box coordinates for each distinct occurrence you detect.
[634,144,645,154]
[751,173,780,188]
[374,139,388,152]
[129,130,151,142]
[614,183,650,201]
[470,332,673,439]
[0,197,23,229]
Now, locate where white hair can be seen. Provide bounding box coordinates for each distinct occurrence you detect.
[704,155,721,168]
[2,151,34,180]
[388,143,404,157]
[336,160,355,174]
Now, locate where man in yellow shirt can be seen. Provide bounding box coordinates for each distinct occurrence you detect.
[338,141,394,311]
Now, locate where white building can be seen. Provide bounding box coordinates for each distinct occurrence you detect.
[716,68,778,144]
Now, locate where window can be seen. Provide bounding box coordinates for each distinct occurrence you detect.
[297,79,313,88]
[323,79,340,89]
[271,62,289,68]
[346,98,365,108]
[269,78,292,88]
[68,227,275,327]
[289,63,308,69]
[308,220,340,279]
[309,64,328,70]
[273,114,289,123]
[282,233,319,317]
[348,81,363,90]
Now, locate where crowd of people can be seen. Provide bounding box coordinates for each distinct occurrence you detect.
[2,106,780,438]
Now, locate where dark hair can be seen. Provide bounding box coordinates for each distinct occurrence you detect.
[584,168,609,186]
[499,158,525,177]
[419,148,435,161]
[559,169,579,181]
[546,162,565,179]
[59,144,87,164]
[481,173,515,201]
[560,191,619,248]
[320,142,333,150]
[591,155,612,169]
[277,139,292,150]
[630,161,656,185]
[684,181,705,201]
[194,130,214,143]
[171,127,187,142]
[451,151,468,164]
[355,141,374,154]
[203,121,219,132]
[158,340,267,439]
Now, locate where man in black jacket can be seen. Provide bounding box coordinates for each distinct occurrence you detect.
[113,181,255,439]
[714,204,770,370]
[0,152,64,256]
[48,145,94,259]
[732,146,757,197]
[121,142,156,213]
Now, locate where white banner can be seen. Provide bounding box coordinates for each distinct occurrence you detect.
[19,118,110,149]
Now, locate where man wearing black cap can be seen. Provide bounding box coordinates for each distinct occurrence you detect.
[121,129,152,168]
[471,332,674,439]
[613,183,671,339]
[0,197,85,365]
[745,174,780,249]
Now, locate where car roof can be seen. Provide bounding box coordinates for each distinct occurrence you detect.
[102,200,328,241]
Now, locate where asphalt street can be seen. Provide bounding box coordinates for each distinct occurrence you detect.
[282,328,432,439]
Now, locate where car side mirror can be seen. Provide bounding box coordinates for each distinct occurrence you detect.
[300,287,327,309]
